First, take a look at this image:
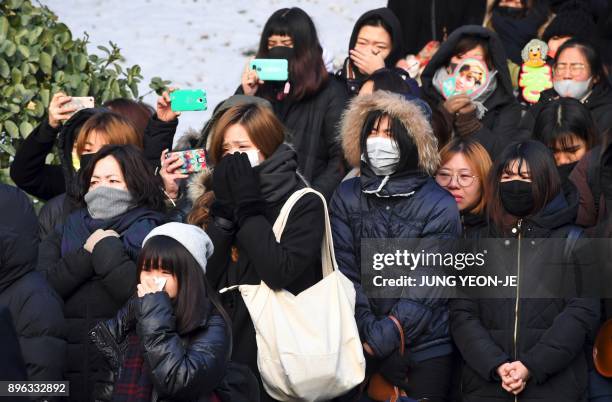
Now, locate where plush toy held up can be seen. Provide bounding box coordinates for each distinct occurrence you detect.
[519,39,553,104]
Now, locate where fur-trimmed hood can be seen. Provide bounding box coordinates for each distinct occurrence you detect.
[340,91,439,175]
[186,167,213,204]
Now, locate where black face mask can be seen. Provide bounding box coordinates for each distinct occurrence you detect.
[268,45,294,63]
[79,152,96,172]
[500,180,534,217]
[556,161,578,183]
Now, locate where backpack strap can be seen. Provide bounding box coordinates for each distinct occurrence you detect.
[587,149,602,217]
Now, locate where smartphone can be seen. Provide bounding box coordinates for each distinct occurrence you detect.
[63,96,94,118]
[165,148,207,174]
[170,89,207,112]
[250,59,289,81]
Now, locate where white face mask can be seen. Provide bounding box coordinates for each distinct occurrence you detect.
[553,77,593,100]
[244,149,261,167]
[363,137,400,176]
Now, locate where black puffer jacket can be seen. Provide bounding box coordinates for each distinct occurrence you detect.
[0,185,66,394]
[421,25,523,158]
[330,92,461,362]
[90,293,229,402]
[520,84,612,139]
[336,8,405,95]
[450,192,600,401]
[205,145,326,402]
[37,207,164,402]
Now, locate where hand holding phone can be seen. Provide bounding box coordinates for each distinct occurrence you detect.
[249,59,289,81]
[170,89,207,112]
[63,96,95,118]
[165,148,207,174]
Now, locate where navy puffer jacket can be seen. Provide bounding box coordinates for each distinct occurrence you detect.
[330,92,461,362]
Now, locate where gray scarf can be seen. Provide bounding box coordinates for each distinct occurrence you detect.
[84,186,135,220]
[432,66,498,119]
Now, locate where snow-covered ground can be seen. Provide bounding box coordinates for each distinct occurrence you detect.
[41,0,386,141]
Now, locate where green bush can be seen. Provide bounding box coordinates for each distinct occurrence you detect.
[0,0,170,178]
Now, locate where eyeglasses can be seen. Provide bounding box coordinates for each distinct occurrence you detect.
[435,172,478,188]
[554,63,586,76]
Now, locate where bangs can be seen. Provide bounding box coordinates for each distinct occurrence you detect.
[502,156,528,176]
[550,132,583,152]
[137,236,181,275]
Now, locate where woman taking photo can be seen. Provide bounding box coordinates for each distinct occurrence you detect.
[202,102,326,402]
[91,222,230,402]
[37,145,166,402]
[239,7,347,200]
[450,140,599,401]
[436,137,492,235]
[330,90,461,401]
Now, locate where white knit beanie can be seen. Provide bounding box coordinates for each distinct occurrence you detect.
[142,222,214,274]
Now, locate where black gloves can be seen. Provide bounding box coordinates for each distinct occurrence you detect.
[211,155,235,221]
[378,349,411,390]
[211,152,264,226]
[227,153,265,226]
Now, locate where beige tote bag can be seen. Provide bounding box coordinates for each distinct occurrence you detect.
[221,188,365,401]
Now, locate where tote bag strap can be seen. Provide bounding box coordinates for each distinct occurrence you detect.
[272,188,338,277]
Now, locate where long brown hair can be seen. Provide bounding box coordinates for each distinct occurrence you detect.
[439,138,492,214]
[208,103,285,164]
[256,7,328,100]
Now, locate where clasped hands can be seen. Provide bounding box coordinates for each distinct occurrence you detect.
[497,361,530,395]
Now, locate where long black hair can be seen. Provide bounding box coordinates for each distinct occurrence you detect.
[533,97,599,153]
[137,235,232,349]
[487,141,561,231]
[78,144,166,212]
[256,7,328,100]
[359,110,420,174]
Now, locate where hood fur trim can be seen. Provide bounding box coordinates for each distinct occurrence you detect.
[173,129,201,151]
[186,167,213,204]
[340,91,439,175]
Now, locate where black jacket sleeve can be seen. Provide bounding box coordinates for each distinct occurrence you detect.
[37,231,94,299]
[449,298,512,381]
[310,85,347,200]
[205,221,236,289]
[520,297,600,384]
[10,120,66,201]
[143,115,178,169]
[15,274,66,385]
[90,236,138,304]
[473,102,525,158]
[235,192,325,290]
[137,292,229,399]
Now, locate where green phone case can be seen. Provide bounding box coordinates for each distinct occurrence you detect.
[250,59,289,81]
[170,89,207,112]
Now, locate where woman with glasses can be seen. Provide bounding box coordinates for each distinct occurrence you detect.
[520,38,612,137]
[436,137,493,235]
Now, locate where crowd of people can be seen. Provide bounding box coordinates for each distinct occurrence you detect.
[3,0,612,401]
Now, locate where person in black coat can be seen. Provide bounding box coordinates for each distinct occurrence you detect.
[421,25,523,159]
[388,0,487,56]
[200,102,326,402]
[37,145,166,402]
[91,222,230,402]
[330,91,461,401]
[450,140,600,401]
[238,7,347,200]
[519,38,612,138]
[336,8,406,96]
[0,184,66,394]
